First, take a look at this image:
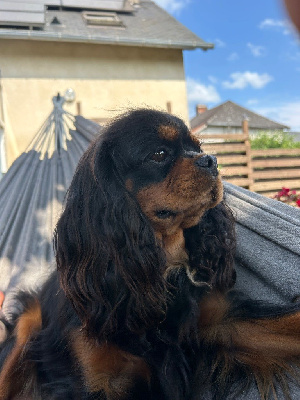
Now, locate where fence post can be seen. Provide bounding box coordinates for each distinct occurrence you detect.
[242,119,254,191]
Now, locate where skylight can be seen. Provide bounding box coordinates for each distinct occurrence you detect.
[82,11,124,27]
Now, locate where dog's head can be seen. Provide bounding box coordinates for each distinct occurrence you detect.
[54,109,234,338]
[120,110,222,234]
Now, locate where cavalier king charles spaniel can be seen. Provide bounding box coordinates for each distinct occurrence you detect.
[0,109,300,400]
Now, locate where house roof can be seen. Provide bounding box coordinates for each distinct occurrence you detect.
[190,100,289,130]
[0,0,213,50]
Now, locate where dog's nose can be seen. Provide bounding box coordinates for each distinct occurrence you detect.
[195,155,218,175]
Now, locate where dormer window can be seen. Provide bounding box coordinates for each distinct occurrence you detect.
[82,11,124,27]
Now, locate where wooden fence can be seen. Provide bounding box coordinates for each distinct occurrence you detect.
[199,121,300,197]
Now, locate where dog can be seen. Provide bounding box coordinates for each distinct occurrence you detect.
[0,109,300,400]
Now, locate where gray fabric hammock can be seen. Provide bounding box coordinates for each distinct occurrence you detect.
[226,182,300,306]
[0,95,100,316]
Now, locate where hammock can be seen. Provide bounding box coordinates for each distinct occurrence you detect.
[0,95,100,315]
[226,182,300,305]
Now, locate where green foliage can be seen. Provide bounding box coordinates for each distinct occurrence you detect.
[250,131,300,149]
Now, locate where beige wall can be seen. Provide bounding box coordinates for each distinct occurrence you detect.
[0,39,189,166]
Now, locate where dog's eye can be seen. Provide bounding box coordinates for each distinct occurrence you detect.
[151,149,169,162]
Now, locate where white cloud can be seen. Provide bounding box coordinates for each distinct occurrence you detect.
[247,43,266,57]
[259,19,286,29]
[255,101,300,131]
[227,52,239,61]
[259,18,292,35]
[187,77,221,104]
[222,71,273,89]
[214,38,226,47]
[154,0,190,13]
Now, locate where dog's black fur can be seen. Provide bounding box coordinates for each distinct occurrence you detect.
[0,109,300,400]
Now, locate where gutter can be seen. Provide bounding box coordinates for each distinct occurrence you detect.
[0,30,214,50]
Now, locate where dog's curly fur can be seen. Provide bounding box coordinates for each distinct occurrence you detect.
[1,109,300,400]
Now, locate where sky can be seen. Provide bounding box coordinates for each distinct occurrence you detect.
[154,0,300,131]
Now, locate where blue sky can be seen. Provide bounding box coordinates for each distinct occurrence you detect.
[155,0,300,131]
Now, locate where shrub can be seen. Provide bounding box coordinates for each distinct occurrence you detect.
[273,187,300,207]
[250,131,300,149]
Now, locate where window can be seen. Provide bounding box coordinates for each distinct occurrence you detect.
[82,11,124,27]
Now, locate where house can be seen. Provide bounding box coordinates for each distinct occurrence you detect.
[0,0,213,170]
[190,101,289,136]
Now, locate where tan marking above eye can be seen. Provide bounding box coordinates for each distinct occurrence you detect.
[158,125,179,141]
[190,134,201,147]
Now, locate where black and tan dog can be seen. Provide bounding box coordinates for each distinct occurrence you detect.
[0,109,300,400]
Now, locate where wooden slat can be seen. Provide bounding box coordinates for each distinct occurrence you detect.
[220,166,250,176]
[253,169,300,180]
[202,143,247,154]
[252,158,300,168]
[253,179,300,192]
[261,191,281,198]
[198,134,248,141]
[224,177,251,186]
[252,148,300,157]
[217,155,248,164]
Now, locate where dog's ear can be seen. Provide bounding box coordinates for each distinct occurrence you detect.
[184,201,236,291]
[54,137,167,339]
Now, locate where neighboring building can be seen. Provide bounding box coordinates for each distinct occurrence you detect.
[0,0,213,169]
[190,101,289,136]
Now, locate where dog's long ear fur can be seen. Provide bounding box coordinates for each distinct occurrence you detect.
[54,135,167,339]
[184,201,236,291]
